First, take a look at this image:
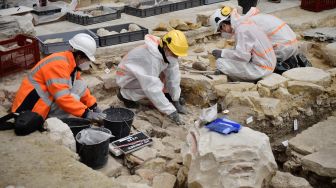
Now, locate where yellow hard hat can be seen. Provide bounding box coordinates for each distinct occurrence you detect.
[161,30,188,57]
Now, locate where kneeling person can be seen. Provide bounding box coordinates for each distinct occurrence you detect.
[116,30,188,125]
[12,33,106,122]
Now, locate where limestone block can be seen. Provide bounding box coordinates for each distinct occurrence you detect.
[45,118,76,152]
[153,22,168,31]
[215,82,255,97]
[192,61,207,71]
[180,74,227,106]
[135,168,157,182]
[152,172,176,188]
[115,175,142,184]
[282,67,331,87]
[184,27,214,46]
[289,116,336,155]
[129,24,141,32]
[125,183,151,188]
[250,97,282,117]
[176,166,188,187]
[258,73,289,90]
[196,10,214,26]
[302,148,336,177]
[273,87,292,99]
[324,42,336,66]
[0,15,35,40]
[224,91,260,107]
[165,160,181,175]
[258,85,272,97]
[142,158,167,172]
[162,136,184,152]
[187,127,277,188]
[287,81,325,96]
[131,146,157,161]
[98,71,118,90]
[270,171,312,188]
[98,156,123,177]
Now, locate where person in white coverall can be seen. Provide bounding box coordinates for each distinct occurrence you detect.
[246,7,301,74]
[116,30,188,125]
[209,6,276,81]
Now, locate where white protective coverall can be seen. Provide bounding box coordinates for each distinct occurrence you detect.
[116,35,181,115]
[216,9,277,81]
[248,8,298,62]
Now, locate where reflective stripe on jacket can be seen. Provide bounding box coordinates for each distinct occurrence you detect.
[11,51,96,119]
[248,8,298,62]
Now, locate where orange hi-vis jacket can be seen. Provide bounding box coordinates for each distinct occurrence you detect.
[11,51,96,119]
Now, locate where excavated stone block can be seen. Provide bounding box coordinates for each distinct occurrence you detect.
[270,171,312,188]
[115,175,142,185]
[130,146,157,162]
[288,116,336,155]
[302,148,336,177]
[152,172,176,188]
[224,91,260,107]
[215,82,255,97]
[250,97,282,117]
[196,10,214,26]
[135,168,157,182]
[186,127,277,188]
[287,81,325,96]
[180,74,227,106]
[324,42,336,66]
[258,73,289,90]
[273,87,292,99]
[282,67,331,87]
[98,156,123,178]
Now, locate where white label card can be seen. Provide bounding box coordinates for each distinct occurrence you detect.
[294,119,298,131]
[246,116,253,124]
[282,140,289,147]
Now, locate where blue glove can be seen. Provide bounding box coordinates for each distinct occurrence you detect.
[212,49,222,59]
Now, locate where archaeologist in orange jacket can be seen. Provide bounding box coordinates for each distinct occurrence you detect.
[11,33,106,121]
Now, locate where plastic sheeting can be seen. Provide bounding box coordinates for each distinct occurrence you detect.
[77,128,112,145]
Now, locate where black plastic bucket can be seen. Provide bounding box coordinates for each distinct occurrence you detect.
[76,127,111,169]
[61,118,91,136]
[103,107,134,142]
[238,0,258,14]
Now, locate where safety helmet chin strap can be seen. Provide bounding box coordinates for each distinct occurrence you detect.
[158,40,170,64]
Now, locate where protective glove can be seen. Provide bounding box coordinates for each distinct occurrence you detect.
[85,111,107,122]
[92,106,102,113]
[212,49,222,59]
[172,101,188,114]
[167,111,183,125]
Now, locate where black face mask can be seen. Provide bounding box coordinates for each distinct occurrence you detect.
[158,45,170,64]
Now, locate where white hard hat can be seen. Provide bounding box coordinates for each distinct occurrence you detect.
[209,6,232,34]
[69,33,96,62]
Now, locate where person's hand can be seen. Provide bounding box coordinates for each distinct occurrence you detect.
[85,111,106,122]
[212,49,222,59]
[167,111,183,125]
[172,101,188,114]
[92,106,102,113]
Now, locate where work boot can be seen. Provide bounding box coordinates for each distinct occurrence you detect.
[117,91,139,109]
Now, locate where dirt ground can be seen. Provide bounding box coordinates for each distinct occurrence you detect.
[0,130,124,188]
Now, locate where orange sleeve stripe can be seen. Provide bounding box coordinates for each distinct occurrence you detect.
[268,22,286,37]
[273,38,298,48]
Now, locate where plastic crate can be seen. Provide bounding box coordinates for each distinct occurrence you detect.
[301,0,336,12]
[66,6,121,25]
[204,0,226,5]
[32,5,61,16]
[36,29,99,54]
[0,34,40,77]
[125,0,204,18]
[90,23,149,47]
